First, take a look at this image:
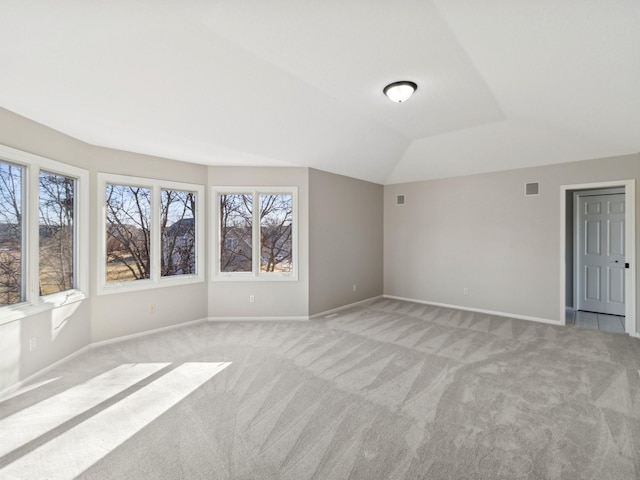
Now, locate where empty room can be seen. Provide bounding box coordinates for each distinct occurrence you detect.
[0,1,639,479]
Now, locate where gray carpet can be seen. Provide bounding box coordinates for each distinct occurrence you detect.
[1,298,640,479]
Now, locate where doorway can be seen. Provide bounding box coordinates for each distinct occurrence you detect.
[560,180,636,335]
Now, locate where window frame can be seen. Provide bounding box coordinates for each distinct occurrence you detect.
[38,169,79,297]
[0,145,89,326]
[212,186,298,282]
[98,173,204,295]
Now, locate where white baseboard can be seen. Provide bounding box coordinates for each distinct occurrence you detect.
[382,295,562,326]
[208,296,383,322]
[91,317,208,348]
[0,344,92,400]
[207,316,309,322]
[309,295,383,319]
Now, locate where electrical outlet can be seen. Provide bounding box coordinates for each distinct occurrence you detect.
[29,337,37,352]
[149,303,156,314]
[249,295,255,303]
[353,284,357,292]
[463,288,469,295]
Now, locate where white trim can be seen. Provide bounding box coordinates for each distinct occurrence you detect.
[573,187,625,197]
[560,180,636,336]
[207,315,309,322]
[91,317,208,348]
[0,345,92,401]
[97,173,205,295]
[211,186,299,282]
[98,276,204,296]
[383,295,561,325]
[309,295,383,319]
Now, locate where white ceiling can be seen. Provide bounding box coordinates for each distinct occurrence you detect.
[0,0,638,184]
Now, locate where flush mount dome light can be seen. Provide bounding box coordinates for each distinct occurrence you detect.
[383,81,417,103]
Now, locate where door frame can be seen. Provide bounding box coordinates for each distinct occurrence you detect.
[560,179,636,336]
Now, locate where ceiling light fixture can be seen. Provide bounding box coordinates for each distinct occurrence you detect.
[383,81,417,103]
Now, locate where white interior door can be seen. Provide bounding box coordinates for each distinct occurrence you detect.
[577,193,626,316]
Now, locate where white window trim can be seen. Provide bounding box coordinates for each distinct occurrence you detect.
[97,173,205,295]
[0,145,89,326]
[212,186,298,282]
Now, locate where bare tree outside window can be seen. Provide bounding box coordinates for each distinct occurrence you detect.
[0,161,23,305]
[219,194,252,272]
[105,184,151,282]
[39,171,75,295]
[161,189,196,276]
[260,194,293,273]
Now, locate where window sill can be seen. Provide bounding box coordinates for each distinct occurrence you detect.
[97,274,204,296]
[0,289,88,326]
[212,273,298,282]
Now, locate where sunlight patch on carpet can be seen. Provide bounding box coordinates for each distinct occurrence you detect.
[0,362,229,479]
[0,363,171,457]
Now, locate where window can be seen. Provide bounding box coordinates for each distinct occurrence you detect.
[99,174,204,294]
[259,193,293,273]
[0,145,88,324]
[214,187,297,280]
[0,161,24,306]
[161,189,197,277]
[39,171,76,295]
[105,184,151,282]
[219,193,252,273]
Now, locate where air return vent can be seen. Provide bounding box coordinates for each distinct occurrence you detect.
[396,194,406,205]
[525,182,539,196]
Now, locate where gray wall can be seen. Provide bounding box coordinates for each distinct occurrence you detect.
[384,153,640,325]
[207,166,310,318]
[308,169,383,315]
[0,109,93,391]
[87,146,208,342]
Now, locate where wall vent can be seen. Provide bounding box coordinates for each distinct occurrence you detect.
[396,194,406,205]
[525,182,539,196]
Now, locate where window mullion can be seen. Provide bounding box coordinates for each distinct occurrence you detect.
[27,167,40,303]
[253,191,260,276]
[98,179,107,291]
[152,185,160,282]
[72,177,80,290]
[214,192,220,277]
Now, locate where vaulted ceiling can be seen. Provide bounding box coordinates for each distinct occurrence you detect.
[0,1,638,184]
